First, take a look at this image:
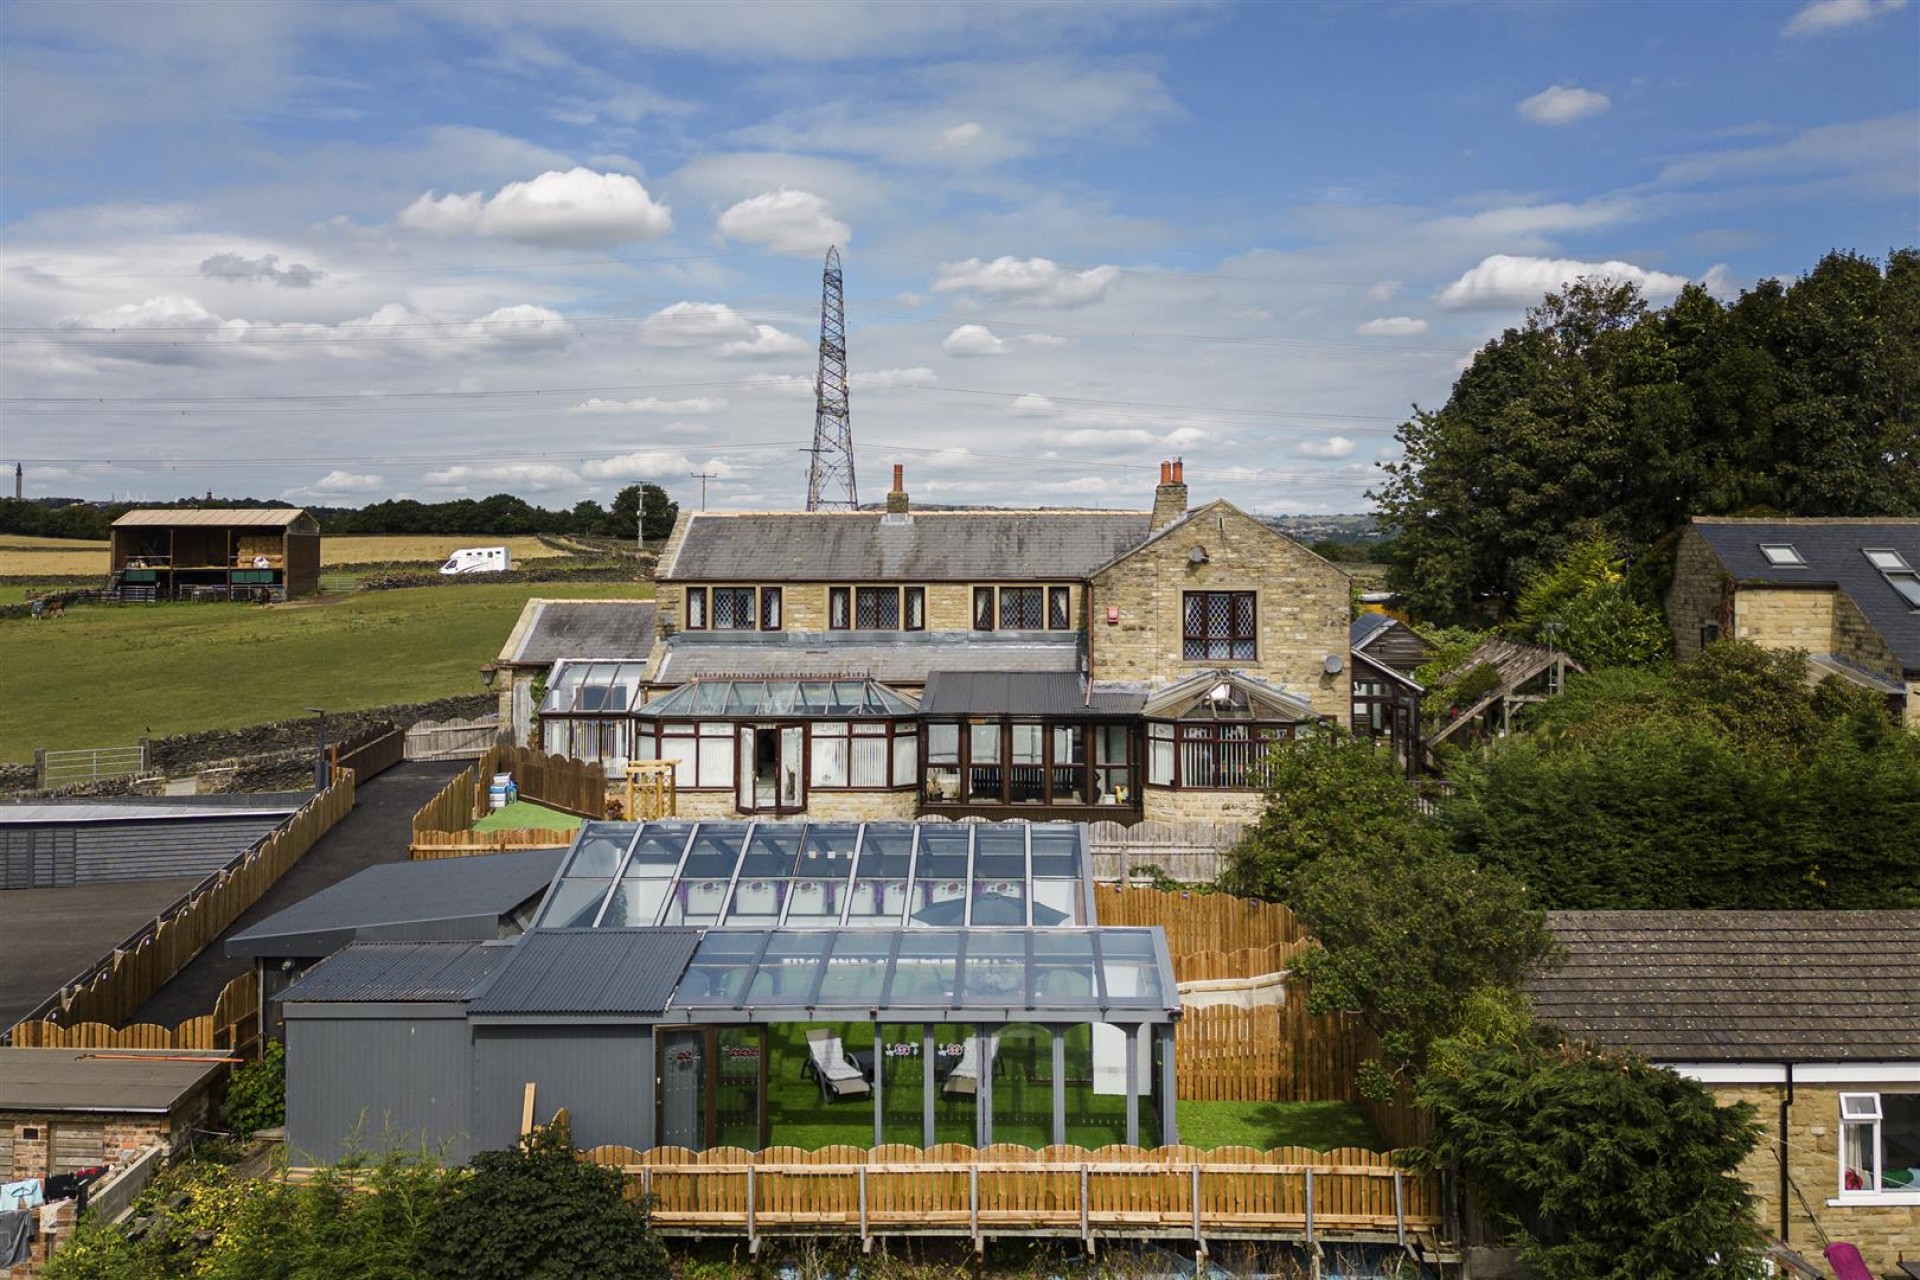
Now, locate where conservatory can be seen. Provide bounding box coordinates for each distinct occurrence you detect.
[280,821,1182,1160]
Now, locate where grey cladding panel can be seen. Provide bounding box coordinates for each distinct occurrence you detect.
[286,1016,475,1164]
[70,818,281,885]
[472,1026,654,1154]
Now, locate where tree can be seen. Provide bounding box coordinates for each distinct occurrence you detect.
[420,1119,668,1280]
[1417,1041,1766,1280]
[1510,534,1669,668]
[608,484,679,542]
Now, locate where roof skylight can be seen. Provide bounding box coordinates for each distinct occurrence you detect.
[1759,544,1805,567]
[1863,549,1920,608]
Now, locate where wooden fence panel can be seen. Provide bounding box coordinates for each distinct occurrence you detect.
[404,716,502,761]
[1093,886,1303,958]
[8,970,257,1053]
[1086,820,1244,884]
[332,722,404,783]
[410,829,575,858]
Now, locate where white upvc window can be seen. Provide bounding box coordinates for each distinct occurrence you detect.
[1836,1091,1920,1203]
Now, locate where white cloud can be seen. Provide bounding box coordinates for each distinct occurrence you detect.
[567,396,728,415]
[1009,394,1063,418]
[422,463,580,491]
[719,325,807,358]
[579,450,696,481]
[1355,316,1429,336]
[1783,0,1907,35]
[200,252,323,287]
[399,168,672,247]
[638,301,806,358]
[310,470,383,494]
[717,189,851,255]
[854,367,937,388]
[1516,84,1611,126]
[1294,436,1356,460]
[933,256,1119,307]
[1366,280,1400,302]
[1436,254,1692,310]
[943,323,1006,356]
[939,121,984,149]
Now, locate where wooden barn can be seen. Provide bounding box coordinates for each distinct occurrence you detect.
[109,508,321,601]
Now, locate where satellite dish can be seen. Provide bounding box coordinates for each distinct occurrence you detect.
[1322,654,1345,675]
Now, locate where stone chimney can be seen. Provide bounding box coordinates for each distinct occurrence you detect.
[1150,458,1188,531]
[886,464,910,515]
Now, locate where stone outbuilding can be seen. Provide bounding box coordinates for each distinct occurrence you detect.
[1530,911,1920,1271]
[1666,517,1920,724]
[0,1048,228,1181]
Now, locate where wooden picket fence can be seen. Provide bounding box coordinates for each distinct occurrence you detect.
[411,828,575,859]
[330,721,404,784]
[580,1143,1439,1244]
[497,744,607,819]
[9,970,261,1058]
[410,743,605,853]
[12,776,354,1035]
[1094,885,1303,966]
[1172,941,1309,984]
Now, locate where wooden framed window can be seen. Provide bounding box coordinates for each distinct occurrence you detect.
[973,587,995,631]
[712,587,756,630]
[904,586,926,631]
[999,586,1043,629]
[1146,720,1289,789]
[855,586,900,629]
[760,587,782,631]
[1048,586,1072,630]
[829,587,851,630]
[1182,591,1256,660]
[684,587,708,630]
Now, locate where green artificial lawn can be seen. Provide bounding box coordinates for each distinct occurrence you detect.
[736,1024,1383,1153]
[471,801,581,833]
[0,580,650,761]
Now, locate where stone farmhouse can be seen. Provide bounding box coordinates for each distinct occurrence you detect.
[1530,911,1920,1274]
[1667,516,1920,724]
[535,463,1362,825]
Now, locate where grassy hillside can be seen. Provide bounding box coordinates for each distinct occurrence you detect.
[0,581,651,761]
[0,533,570,578]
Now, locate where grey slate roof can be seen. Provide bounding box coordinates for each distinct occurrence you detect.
[0,1048,227,1113]
[666,511,1150,582]
[226,847,565,958]
[1694,517,1920,670]
[921,672,1145,718]
[466,928,702,1017]
[1530,911,1920,1062]
[499,599,656,666]
[280,940,515,1004]
[0,798,302,825]
[1350,613,1393,648]
[651,630,1084,686]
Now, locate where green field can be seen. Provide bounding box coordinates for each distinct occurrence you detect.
[0,581,651,762]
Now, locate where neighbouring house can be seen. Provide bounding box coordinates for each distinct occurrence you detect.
[536,462,1352,825]
[1666,517,1920,724]
[0,795,305,890]
[1420,636,1581,757]
[1529,911,1920,1271]
[489,598,658,746]
[223,847,565,1043]
[1349,614,1430,776]
[108,507,321,602]
[281,819,1179,1162]
[0,1048,228,1179]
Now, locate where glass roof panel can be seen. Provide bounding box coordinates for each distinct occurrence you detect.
[886,931,960,1004]
[973,827,1026,880]
[682,826,744,879]
[1030,932,1098,1004]
[674,931,765,1007]
[1097,932,1164,1007]
[537,878,610,929]
[816,932,896,1003]
[740,825,805,877]
[622,825,693,875]
[916,827,971,880]
[567,827,633,878]
[959,932,1027,1004]
[635,679,919,719]
[746,931,831,1005]
[855,828,915,880]
[1028,828,1080,877]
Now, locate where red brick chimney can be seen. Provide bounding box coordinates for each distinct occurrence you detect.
[1151,458,1188,531]
[886,464,910,515]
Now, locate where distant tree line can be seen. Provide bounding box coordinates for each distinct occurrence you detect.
[1375,247,1920,623]
[0,483,680,542]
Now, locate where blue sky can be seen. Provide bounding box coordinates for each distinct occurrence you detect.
[3,0,1915,514]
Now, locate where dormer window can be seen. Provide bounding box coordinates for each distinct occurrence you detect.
[1759,544,1805,567]
[1865,549,1920,607]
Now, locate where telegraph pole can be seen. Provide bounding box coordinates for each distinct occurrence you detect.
[690,471,716,512]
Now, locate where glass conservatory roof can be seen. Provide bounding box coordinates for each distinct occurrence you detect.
[632,678,918,719]
[534,820,1093,932]
[539,661,647,715]
[665,926,1175,1016]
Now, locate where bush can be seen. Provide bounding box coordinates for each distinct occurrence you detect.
[223,1040,285,1138]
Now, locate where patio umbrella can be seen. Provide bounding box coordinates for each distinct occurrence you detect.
[912,892,1067,926]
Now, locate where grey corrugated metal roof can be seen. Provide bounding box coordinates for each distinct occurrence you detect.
[666,511,1150,582]
[652,631,1084,686]
[502,599,656,666]
[0,1048,226,1113]
[227,848,565,957]
[1530,911,1920,1062]
[1694,518,1920,670]
[921,672,1145,717]
[466,929,701,1017]
[280,940,514,1004]
[113,508,311,528]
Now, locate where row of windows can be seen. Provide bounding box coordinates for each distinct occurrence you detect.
[681,585,1266,654]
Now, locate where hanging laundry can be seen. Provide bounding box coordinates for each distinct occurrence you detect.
[0,1178,43,1212]
[0,1207,34,1267]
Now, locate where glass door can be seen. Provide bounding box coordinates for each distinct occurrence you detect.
[777,724,805,812]
[658,1026,768,1151]
[659,1028,705,1150]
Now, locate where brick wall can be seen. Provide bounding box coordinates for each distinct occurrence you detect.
[1143,788,1264,824]
[668,786,918,821]
[1831,590,1906,687]
[1714,1080,1920,1272]
[1090,502,1350,724]
[1666,525,1733,663]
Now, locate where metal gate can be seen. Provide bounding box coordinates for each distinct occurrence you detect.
[35,743,149,789]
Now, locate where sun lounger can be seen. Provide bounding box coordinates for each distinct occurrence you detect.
[804,1028,871,1103]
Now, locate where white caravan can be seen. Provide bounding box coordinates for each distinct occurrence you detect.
[438,546,514,575]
